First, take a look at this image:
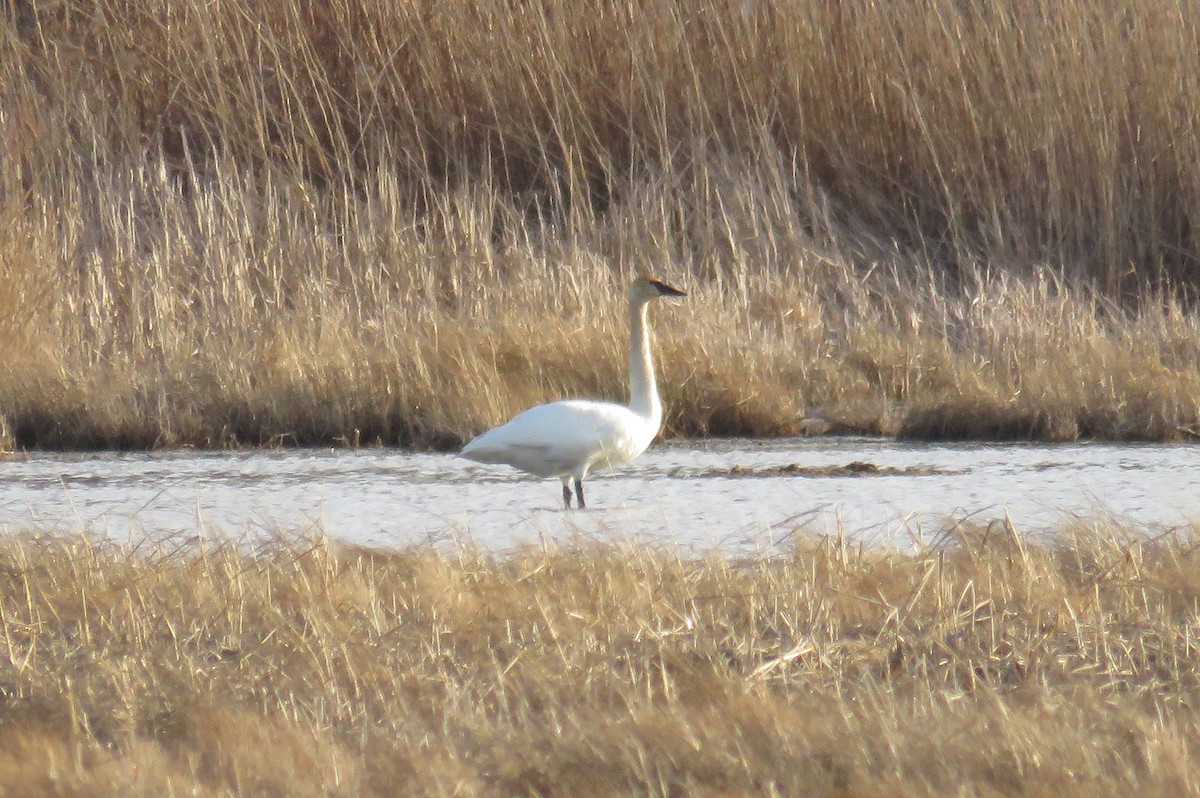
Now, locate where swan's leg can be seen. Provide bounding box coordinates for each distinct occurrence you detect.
[574,478,586,509]
[562,482,573,509]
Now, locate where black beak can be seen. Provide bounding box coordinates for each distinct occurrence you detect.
[649,279,687,297]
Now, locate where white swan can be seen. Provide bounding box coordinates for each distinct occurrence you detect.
[461,276,686,508]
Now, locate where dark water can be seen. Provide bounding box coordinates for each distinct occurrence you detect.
[1,438,1197,551]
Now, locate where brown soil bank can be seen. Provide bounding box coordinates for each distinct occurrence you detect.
[4,1,1200,449]
[1,521,1198,795]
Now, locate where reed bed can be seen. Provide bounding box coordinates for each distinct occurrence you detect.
[1,520,1199,795]
[4,0,1200,448]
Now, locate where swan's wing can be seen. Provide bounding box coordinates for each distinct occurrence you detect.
[461,401,646,477]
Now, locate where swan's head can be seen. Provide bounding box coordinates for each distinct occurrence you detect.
[630,276,687,304]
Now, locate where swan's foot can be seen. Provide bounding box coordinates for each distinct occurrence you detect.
[574,478,586,510]
[562,483,573,510]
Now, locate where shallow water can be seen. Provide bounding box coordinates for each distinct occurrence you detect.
[1,438,1197,551]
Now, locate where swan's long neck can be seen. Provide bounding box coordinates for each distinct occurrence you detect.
[628,298,661,424]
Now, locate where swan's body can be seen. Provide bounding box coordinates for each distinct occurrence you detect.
[461,277,685,508]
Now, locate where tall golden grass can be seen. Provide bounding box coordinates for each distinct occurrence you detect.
[4,0,1200,448]
[2,521,1199,795]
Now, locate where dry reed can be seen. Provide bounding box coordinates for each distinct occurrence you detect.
[4,1,1200,448]
[2,520,1200,795]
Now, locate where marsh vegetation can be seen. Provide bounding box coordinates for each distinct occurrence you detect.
[4,1,1200,449]
[1,521,1199,795]
[7,4,1200,792]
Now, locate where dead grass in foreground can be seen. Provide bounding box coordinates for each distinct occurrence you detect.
[2,521,1200,796]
